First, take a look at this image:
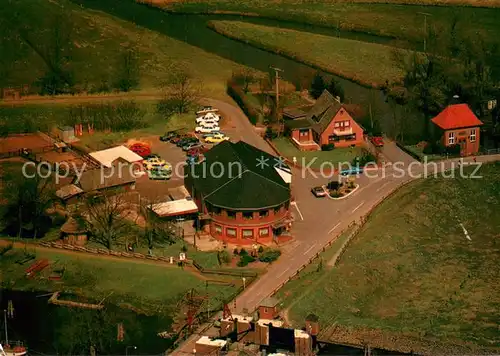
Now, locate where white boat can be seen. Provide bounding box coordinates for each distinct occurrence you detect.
[1,310,27,356]
[196,107,219,115]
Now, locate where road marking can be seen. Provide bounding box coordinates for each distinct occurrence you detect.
[328,222,341,234]
[376,181,391,192]
[303,243,316,255]
[291,201,304,221]
[351,201,365,213]
[277,267,291,279]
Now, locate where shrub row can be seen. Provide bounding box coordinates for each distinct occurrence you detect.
[226,80,259,125]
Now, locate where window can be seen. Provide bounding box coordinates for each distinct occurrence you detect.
[345,134,356,141]
[263,307,268,313]
[227,210,236,219]
[448,132,455,145]
[259,228,270,237]
[259,210,269,218]
[226,228,236,237]
[274,206,281,215]
[470,129,476,142]
[242,229,254,238]
[243,211,253,220]
[328,135,340,142]
[214,225,222,235]
[344,120,350,127]
[299,129,308,137]
[334,122,340,128]
[212,206,222,215]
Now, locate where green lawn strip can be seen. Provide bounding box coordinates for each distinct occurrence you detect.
[287,163,500,347]
[0,0,249,96]
[272,137,361,169]
[208,21,404,88]
[168,1,500,46]
[0,246,239,313]
[404,144,446,162]
[275,226,356,310]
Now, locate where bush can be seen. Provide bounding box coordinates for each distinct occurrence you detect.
[444,144,461,156]
[258,249,281,263]
[157,98,182,117]
[353,150,377,166]
[233,248,239,255]
[258,246,264,253]
[239,248,248,256]
[327,181,341,190]
[237,254,255,267]
[226,81,259,125]
[217,250,232,265]
[265,127,278,140]
[321,143,335,151]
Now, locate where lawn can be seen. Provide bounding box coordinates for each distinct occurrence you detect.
[0,0,249,97]
[161,0,500,46]
[272,137,362,169]
[209,21,405,88]
[0,245,239,314]
[276,162,500,353]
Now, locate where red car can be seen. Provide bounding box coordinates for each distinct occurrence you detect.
[187,146,208,156]
[370,136,384,147]
[129,143,151,158]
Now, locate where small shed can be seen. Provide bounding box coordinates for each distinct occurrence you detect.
[55,184,84,205]
[259,296,280,320]
[56,126,76,143]
[60,216,88,246]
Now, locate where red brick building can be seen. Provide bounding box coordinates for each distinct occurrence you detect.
[284,90,364,151]
[185,141,292,245]
[431,103,483,156]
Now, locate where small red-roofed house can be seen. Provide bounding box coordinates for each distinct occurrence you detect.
[431,104,483,156]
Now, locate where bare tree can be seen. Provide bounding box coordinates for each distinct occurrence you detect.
[160,71,202,114]
[139,197,177,254]
[3,169,54,238]
[82,193,130,249]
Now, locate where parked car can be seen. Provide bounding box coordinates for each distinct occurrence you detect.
[195,126,221,134]
[160,131,179,142]
[145,153,161,160]
[187,146,209,156]
[340,167,364,176]
[370,136,384,147]
[205,134,230,144]
[148,168,172,180]
[195,113,220,124]
[186,155,200,165]
[182,142,203,151]
[196,106,218,115]
[202,131,224,139]
[198,120,218,128]
[176,136,199,147]
[311,186,327,198]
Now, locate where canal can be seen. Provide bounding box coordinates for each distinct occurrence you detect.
[1,290,174,355]
[71,0,418,140]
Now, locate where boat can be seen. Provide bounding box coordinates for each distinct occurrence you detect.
[1,310,27,356]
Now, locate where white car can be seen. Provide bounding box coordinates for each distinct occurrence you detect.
[198,120,218,127]
[195,126,221,133]
[195,114,220,124]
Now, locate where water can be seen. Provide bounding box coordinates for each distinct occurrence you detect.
[0,290,174,355]
[71,0,414,138]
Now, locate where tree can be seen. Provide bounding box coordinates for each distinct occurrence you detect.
[114,47,139,92]
[309,72,326,99]
[82,193,130,249]
[161,71,202,114]
[139,197,177,253]
[2,170,54,238]
[232,69,256,93]
[327,78,345,102]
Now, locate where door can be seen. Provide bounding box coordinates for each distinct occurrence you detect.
[458,138,466,156]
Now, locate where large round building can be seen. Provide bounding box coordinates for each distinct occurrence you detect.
[185,141,293,245]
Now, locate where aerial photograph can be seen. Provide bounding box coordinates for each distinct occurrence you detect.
[1,0,499,355]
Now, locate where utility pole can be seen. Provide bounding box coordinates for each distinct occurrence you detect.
[418,12,431,52]
[270,66,283,134]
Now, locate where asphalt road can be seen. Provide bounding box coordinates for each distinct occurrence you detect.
[171,99,500,355]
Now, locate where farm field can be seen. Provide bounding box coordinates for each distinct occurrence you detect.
[276,163,500,353]
[0,0,249,96]
[157,0,500,46]
[209,21,404,88]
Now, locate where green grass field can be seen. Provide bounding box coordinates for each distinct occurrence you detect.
[276,162,500,352]
[0,246,239,314]
[272,137,362,168]
[163,0,500,46]
[209,21,404,87]
[0,0,248,96]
